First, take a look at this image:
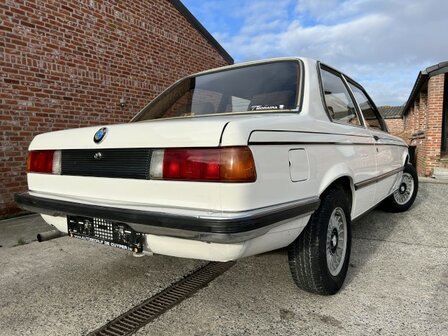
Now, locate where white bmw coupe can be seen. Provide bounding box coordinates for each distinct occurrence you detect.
[16,58,418,294]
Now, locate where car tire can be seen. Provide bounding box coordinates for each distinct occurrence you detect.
[381,163,418,213]
[287,186,352,295]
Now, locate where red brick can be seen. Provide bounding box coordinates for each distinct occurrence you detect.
[385,118,404,134]
[0,0,230,218]
[403,74,445,176]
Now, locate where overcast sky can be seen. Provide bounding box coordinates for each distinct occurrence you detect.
[182,0,448,106]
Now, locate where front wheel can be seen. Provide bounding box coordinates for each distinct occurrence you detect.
[381,163,418,212]
[288,186,352,295]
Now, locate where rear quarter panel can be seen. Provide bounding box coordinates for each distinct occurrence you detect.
[220,115,377,217]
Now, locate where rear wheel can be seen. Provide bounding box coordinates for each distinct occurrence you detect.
[382,163,418,212]
[288,186,351,295]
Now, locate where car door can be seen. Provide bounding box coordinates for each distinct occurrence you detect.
[319,65,378,218]
[346,80,403,205]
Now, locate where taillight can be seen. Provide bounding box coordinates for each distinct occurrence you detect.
[150,147,256,182]
[27,150,61,174]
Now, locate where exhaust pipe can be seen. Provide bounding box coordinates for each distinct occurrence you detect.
[37,230,64,242]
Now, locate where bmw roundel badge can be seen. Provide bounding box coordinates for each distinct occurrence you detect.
[93,127,108,144]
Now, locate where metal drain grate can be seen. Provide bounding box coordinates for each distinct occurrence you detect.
[88,261,236,336]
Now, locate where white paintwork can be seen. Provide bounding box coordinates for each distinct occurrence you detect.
[143,216,308,261]
[26,57,408,261]
[29,117,229,150]
[289,149,309,182]
[41,214,67,233]
[41,213,309,262]
[369,129,406,204]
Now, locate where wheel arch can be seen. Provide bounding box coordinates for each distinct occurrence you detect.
[318,166,355,213]
[402,147,410,166]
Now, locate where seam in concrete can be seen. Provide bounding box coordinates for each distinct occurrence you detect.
[0,213,40,224]
[419,177,448,184]
[354,236,448,249]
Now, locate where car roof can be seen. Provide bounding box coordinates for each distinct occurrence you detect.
[190,57,354,83]
[191,57,315,77]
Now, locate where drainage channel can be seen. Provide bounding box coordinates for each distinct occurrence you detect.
[88,261,236,336]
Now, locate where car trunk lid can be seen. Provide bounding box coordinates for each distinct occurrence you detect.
[29,118,229,150]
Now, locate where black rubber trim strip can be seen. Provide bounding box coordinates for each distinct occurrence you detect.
[248,129,373,138]
[218,122,230,146]
[297,59,305,113]
[374,137,406,145]
[249,141,372,146]
[354,166,404,190]
[248,141,408,148]
[14,193,320,234]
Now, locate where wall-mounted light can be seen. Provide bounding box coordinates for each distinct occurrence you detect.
[119,97,127,108]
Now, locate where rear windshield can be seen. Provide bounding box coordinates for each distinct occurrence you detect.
[133,61,300,121]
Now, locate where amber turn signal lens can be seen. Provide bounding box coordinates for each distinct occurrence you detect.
[219,147,257,182]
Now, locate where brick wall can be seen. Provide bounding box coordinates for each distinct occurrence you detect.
[424,74,445,174]
[404,74,445,176]
[0,0,230,218]
[384,118,404,135]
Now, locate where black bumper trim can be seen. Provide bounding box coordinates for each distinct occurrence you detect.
[15,192,319,235]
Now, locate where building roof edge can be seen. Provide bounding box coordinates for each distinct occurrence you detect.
[402,62,448,116]
[169,0,234,65]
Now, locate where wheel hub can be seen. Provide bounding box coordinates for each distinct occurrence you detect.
[326,207,348,276]
[399,183,407,193]
[393,172,414,205]
[330,228,338,253]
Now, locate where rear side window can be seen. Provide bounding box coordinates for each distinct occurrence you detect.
[320,68,361,126]
[348,83,386,132]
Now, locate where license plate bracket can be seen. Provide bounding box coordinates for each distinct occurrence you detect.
[67,216,144,252]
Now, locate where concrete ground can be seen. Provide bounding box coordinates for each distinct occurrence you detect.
[0,214,51,248]
[0,182,447,336]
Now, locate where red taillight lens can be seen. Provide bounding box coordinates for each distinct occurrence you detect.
[27,150,61,174]
[163,148,221,181]
[152,147,256,182]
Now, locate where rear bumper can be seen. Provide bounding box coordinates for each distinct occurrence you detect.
[15,191,319,243]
